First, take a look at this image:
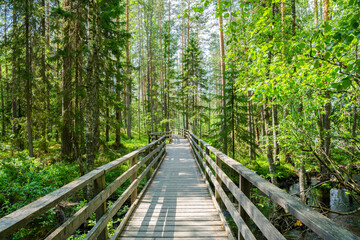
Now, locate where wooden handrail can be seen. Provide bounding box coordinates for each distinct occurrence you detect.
[0,136,167,239]
[148,130,172,143]
[183,129,360,240]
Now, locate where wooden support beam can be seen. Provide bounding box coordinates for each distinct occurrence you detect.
[94,174,107,240]
[131,156,138,204]
[238,175,250,240]
[215,155,222,205]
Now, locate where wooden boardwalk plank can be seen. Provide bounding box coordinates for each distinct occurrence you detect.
[121,231,229,238]
[118,135,229,239]
[120,238,229,240]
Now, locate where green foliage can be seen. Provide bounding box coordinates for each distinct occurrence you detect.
[0,153,79,217]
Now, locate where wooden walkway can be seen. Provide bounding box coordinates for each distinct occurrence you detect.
[119,135,229,239]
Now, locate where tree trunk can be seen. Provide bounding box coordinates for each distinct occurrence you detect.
[61,0,73,160]
[138,3,142,140]
[74,0,83,163]
[291,0,306,199]
[105,107,110,142]
[12,3,19,146]
[0,63,4,137]
[126,0,132,139]
[353,46,358,142]
[41,0,47,152]
[314,0,318,25]
[2,3,7,137]
[25,0,34,157]
[86,0,100,199]
[264,101,277,185]
[166,0,171,133]
[322,0,331,180]
[247,91,255,161]
[272,103,279,164]
[299,158,306,202]
[149,3,154,133]
[218,0,227,154]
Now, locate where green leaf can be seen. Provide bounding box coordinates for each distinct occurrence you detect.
[324,22,332,33]
[314,60,320,69]
[183,13,188,18]
[324,52,331,60]
[224,13,230,18]
[352,21,359,29]
[337,77,352,91]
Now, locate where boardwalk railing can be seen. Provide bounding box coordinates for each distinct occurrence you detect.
[148,130,172,143]
[0,136,167,240]
[179,129,360,240]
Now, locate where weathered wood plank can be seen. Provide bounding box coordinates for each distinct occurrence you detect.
[135,205,216,209]
[126,220,224,226]
[119,238,229,240]
[128,216,222,221]
[121,231,228,238]
[132,212,219,218]
[142,193,210,197]
[134,208,218,213]
[123,225,226,232]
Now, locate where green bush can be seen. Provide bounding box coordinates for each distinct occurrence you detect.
[0,153,79,217]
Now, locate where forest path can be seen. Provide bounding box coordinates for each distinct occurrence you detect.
[118,134,229,239]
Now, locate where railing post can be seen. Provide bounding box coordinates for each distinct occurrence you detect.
[154,139,162,169]
[94,173,107,240]
[215,155,222,205]
[238,175,251,240]
[205,147,210,181]
[130,156,137,204]
[194,137,199,161]
[145,147,152,180]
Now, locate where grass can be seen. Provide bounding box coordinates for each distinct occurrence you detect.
[0,131,150,240]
